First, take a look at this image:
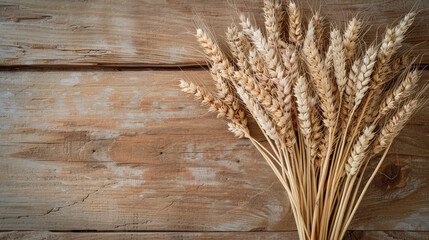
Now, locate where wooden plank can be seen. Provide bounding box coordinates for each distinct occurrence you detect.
[1,231,429,240]
[0,70,428,231]
[0,0,428,67]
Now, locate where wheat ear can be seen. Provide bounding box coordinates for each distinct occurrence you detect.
[353,46,378,110]
[248,47,271,90]
[343,18,361,61]
[295,76,312,142]
[345,125,376,176]
[179,80,249,137]
[241,15,282,81]
[236,85,279,140]
[196,29,235,105]
[263,0,285,50]
[310,97,323,162]
[372,12,416,88]
[340,58,361,130]
[313,12,324,47]
[226,24,251,70]
[366,12,416,123]
[373,99,419,154]
[228,25,287,137]
[378,70,420,117]
[303,18,337,129]
[241,15,296,145]
[331,28,347,92]
[239,16,272,90]
[288,1,302,45]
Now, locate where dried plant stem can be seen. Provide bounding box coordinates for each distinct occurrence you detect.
[339,143,392,239]
[181,5,423,240]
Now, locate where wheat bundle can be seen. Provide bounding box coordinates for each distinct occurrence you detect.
[179,1,426,239]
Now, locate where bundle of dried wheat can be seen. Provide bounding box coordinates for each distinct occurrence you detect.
[179,1,426,239]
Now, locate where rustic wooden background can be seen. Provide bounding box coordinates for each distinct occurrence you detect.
[0,0,428,239]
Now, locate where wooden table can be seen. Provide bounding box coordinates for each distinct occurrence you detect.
[0,1,428,239]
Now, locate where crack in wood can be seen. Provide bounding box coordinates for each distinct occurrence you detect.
[114,220,152,229]
[218,182,276,218]
[0,183,114,220]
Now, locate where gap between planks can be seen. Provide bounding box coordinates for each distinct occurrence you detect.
[0,65,208,72]
[0,64,427,72]
[0,230,429,240]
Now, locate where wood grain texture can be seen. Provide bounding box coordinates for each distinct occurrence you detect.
[1,231,429,240]
[0,70,428,231]
[0,0,428,67]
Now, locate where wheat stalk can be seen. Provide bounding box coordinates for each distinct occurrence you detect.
[178,2,425,239]
[373,99,419,154]
[343,18,361,62]
[288,1,303,45]
[353,46,378,110]
[345,125,376,176]
[295,75,312,142]
[378,70,419,117]
[331,28,347,92]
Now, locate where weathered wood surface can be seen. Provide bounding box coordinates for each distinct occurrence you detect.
[0,70,428,232]
[0,0,428,67]
[1,231,429,240]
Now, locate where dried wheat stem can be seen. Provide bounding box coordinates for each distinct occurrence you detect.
[340,143,392,239]
[184,5,422,240]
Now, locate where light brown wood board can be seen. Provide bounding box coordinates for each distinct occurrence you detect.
[0,70,427,232]
[0,0,428,67]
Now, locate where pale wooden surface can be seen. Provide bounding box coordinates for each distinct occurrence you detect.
[0,0,428,67]
[0,70,428,234]
[0,0,429,239]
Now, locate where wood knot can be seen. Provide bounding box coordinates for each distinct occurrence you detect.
[375,161,410,191]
